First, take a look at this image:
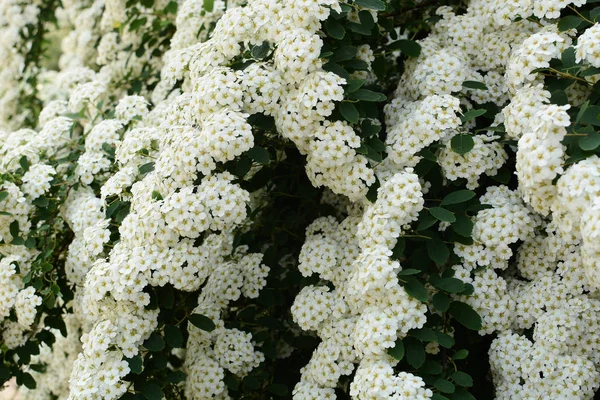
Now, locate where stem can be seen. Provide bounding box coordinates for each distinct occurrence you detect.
[568,5,594,25]
[546,68,590,85]
[402,234,432,239]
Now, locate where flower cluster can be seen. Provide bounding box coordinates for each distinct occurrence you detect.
[3,0,600,399]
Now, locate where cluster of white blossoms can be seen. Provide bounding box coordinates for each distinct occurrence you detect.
[417,1,600,399]
[293,171,429,399]
[182,235,268,399]
[66,0,366,395]
[505,29,569,92]
[452,186,539,334]
[507,92,571,215]
[14,286,42,328]
[437,133,507,189]
[576,23,600,67]
[160,0,375,201]
[0,0,44,130]
[2,0,600,398]
[384,95,462,168]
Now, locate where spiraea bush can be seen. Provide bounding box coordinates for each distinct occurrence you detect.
[1,0,600,399]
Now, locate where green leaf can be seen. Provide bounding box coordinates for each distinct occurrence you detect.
[19,373,36,390]
[579,105,600,126]
[460,109,486,123]
[580,66,600,77]
[51,284,60,295]
[359,10,375,29]
[203,0,214,12]
[350,89,387,102]
[405,337,426,368]
[248,146,270,164]
[397,268,420,276]
[441,190,476,205]
[561,47,577,68]
[452,214,474,237]
[410,327,437,342]
[167,371,186,383]
[365,146,383,162]
[0,366,11,382]
[449,301,482,331]
[127,355,143,374]
[29,364,45,373]
[251,42,270,59]
[391,237,405,260]
[164,325,184,348]
[354,0,386,11]
[451,388,477,400]
[432,394,450,400]
[462,80,488,91]
[9,220,19,238]
[421,360,443,375]
[452,349,469,360]
[269,383,289,396]
[32,196,49,207]
[130,17,147,32]
[0,191,8,202]
[434,378,456,394]
[189,314,216,332]
[140,382,163,400]
[24,237,36,248]
[339,102,359,124]
[366,137,386,152]
[324,62,350,80]
[417,211,437,231]
[143,332,165,352]
[558,15,583,31]
[324,19,345,40]
[579,131,600,151]
[426,234,449,265]
[366,176,380,202]
[436,331,455,348]
[331,46,357,62]
[579,67,600,77]
[433,292,451,312]
[19,156,30,172]
[115,203,131,223]
[45,292,56,308]
[347,22,372,35]
[451,134,475,155]
[387,339,404,361]
[235,156,252,178]
[451,371,474,387]
[429,207,456,223]
[402,276,429,302]
[138,162,155,175]
[345,79,365,93]
[430,276,465,293]
[164,1,178,13]
[550,90,568,106]
[151,191,163,201]
[392,39,422,57]
[361,119,381,136]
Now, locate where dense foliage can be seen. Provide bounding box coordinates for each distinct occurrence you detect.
[1,0,600,399]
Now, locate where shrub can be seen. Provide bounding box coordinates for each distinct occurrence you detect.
[1,0,600,399]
